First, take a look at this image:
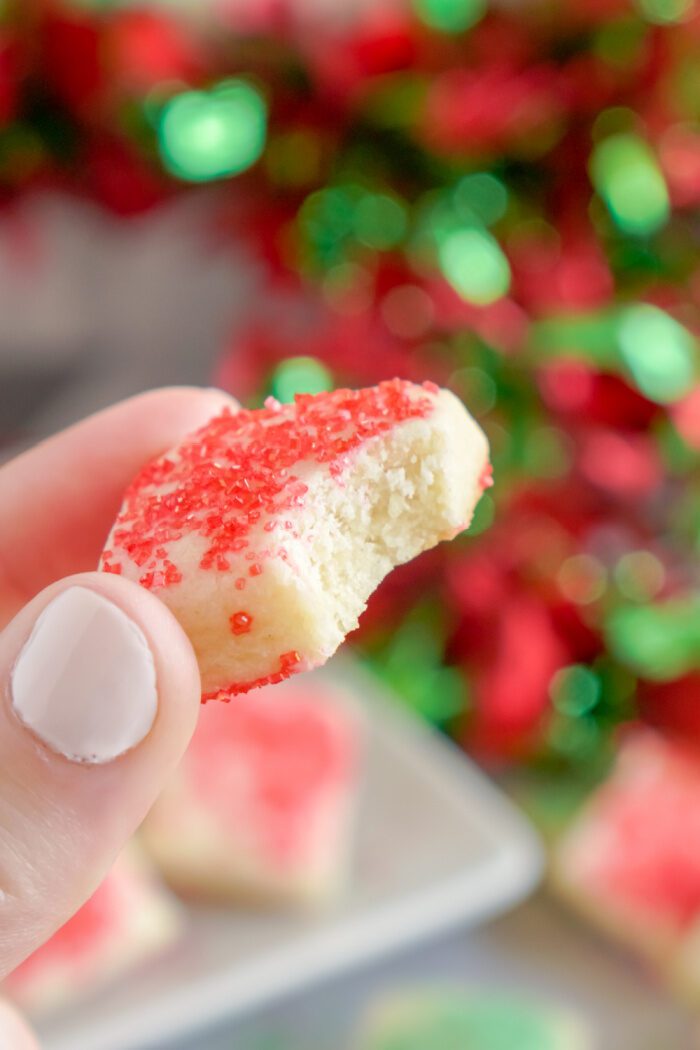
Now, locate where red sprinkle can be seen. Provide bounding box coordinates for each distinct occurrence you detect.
[479,462,495,490]
[106,380,434,590]
[230,611,253,635]
[202,650,305,701]
[105,380,438,700]
[188,686,358,862]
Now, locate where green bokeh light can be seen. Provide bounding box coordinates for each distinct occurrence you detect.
[606,600,700,680]
[635,0,693,22]
[439,228,511,305]
[412,0,487,33]
[591,106,639,143]
[454,173,509,227]
[158,80,267,183]
[374,607,465,726]
[617,304,696,404]
[549,665,602,717]
[590,134,670,235]
[531,311,620,366]
[300,186,358,266]
[270,356,333,403]
[548,714,602,761]
[353,193,408,250]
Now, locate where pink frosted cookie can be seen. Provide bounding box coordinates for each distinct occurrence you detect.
[141,676,361,905]
[5,845,182,1015]
[101,380,490,699]
[554,730,700,994]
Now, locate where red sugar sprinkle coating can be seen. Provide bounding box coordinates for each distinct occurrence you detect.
[103,379,435,590]
[230,611,253,635]
[202,650,304,702]
[479,462,494,490]
[189,687,357,862]
[103,379,438,700]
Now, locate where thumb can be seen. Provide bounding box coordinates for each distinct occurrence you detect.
[0,999,39,1049]
[0,573,201,978]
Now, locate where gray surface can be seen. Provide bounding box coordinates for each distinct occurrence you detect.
[0,193,256,456]
[184,895,698,1050]
[2,195,698,1050]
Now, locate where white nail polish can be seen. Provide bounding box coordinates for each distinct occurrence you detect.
[11,587,158,764]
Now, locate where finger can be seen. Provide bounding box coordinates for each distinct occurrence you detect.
[0,999,39,1049]
[0,386,237,618]
[0,571,200,978]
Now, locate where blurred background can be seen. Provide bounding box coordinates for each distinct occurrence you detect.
[2,0,700,1047]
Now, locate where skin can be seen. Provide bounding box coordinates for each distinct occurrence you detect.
[0,387,236,1046]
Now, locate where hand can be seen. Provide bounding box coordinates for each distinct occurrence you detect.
[0,387,233,1045]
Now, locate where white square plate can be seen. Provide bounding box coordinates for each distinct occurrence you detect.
[38,663,543,1050]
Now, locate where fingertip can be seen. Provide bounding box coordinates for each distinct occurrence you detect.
[126,386,239,437]
[3,568,202,786]
[0,572,202,973]
[53,570,203,756]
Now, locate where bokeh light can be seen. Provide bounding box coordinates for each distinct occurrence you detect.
[454,173,509,227]
[300,187,358,267]
[548,714,602,760]
[381,285,434,339]
[158,80,267,182]
[439,228,511,305]
[270,356,333,403]
[323,262,374,315]
[617,304,696,404]
[412,0,487,34]
[590,134,670,235]
[550,665,602,717]
[634,0,694,23]
[558,554,608,605]
[607,600,700,680]
[614,550,666,602]
[353,193,408,250]
[299,186,408,264]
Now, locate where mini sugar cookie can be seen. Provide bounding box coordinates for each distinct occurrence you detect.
[4,845,182,1015]
[141,676,361,905]
[102,379,490,699]
[554,729,700,1000]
